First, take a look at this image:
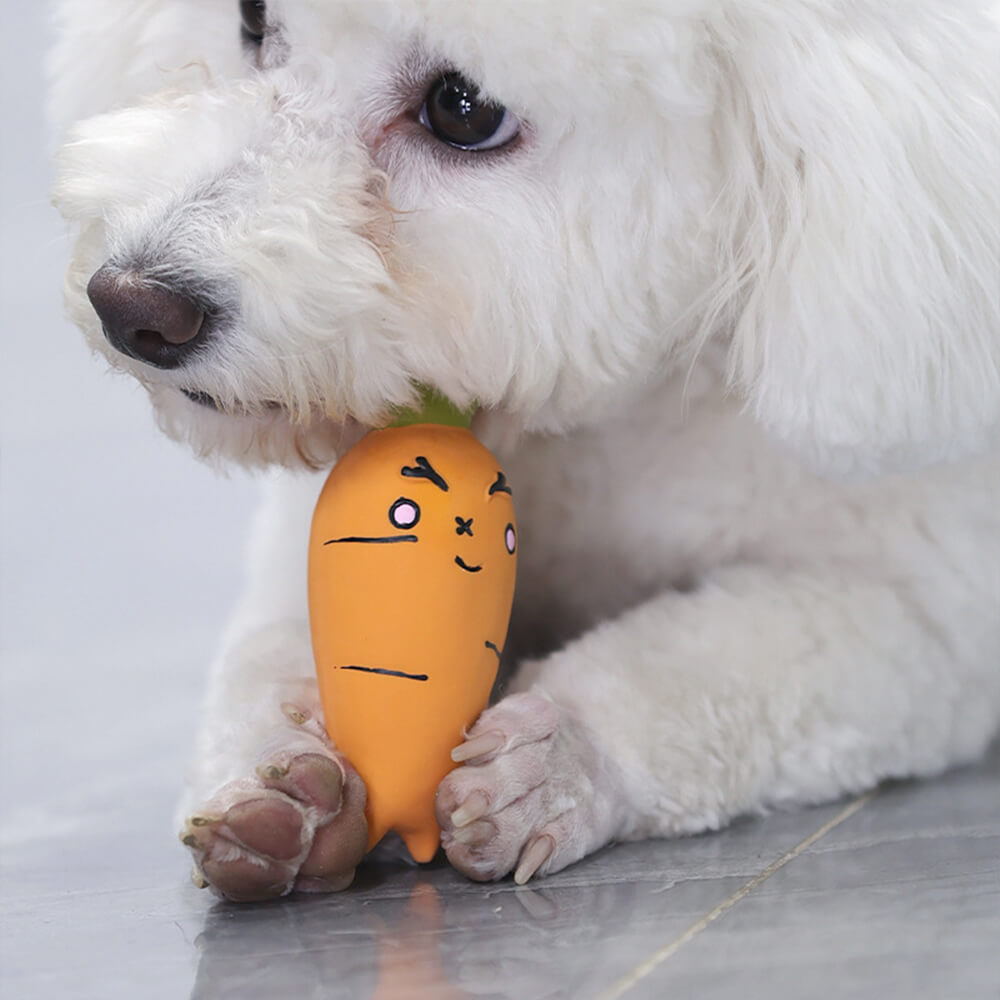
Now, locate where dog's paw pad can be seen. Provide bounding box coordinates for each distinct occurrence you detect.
[224,796,305,860]
[256,751,345,818]
[182,743,367,902]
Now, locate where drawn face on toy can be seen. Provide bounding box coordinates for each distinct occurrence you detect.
[308,424,517,685]
[326,452,514,565]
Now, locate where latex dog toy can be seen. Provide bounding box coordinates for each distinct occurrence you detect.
[307,391,517,861]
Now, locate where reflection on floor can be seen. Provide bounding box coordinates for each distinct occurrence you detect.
[3,742,997,1000]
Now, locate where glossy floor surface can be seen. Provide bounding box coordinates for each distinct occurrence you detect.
[5,749,1000,1000]
[2,6,999,1000]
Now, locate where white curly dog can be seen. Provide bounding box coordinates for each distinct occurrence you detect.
[51,0,999,901]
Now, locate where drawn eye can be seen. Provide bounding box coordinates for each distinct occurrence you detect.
[389,497,420,529]
[505,523,516,554]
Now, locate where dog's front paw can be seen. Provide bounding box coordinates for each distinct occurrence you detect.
[436,692,621,884]
[180,708,368,902]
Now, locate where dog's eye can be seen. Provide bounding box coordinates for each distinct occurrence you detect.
[240,0,266,45]
[419,73,520,151]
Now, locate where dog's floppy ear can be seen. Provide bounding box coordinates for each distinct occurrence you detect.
[703,7,999,475]
[47,0,243,138]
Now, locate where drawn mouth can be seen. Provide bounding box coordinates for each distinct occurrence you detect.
[455,555,482,573]
[338,665,428,682]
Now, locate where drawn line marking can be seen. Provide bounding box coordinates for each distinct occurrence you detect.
[339,665,429,682]
[324,535,418,545]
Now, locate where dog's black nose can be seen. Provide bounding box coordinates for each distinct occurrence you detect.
[86,265,206,369]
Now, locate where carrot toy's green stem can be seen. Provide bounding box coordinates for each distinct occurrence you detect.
[389,386,474,430]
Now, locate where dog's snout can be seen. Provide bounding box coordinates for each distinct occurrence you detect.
[86,266,206,370]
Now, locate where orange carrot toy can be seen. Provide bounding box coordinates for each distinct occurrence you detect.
[307,391,517,862]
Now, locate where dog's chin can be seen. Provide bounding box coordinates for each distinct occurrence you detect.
[150,385,358,469]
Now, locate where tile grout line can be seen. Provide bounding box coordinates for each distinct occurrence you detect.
[596,791,877,1000]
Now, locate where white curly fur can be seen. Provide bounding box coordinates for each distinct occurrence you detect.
[50,0,999,887]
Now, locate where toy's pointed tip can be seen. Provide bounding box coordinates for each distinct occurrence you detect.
[402,827,442,863]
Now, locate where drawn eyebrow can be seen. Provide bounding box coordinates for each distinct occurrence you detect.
[488,471,512,496]
[401,456,449,492]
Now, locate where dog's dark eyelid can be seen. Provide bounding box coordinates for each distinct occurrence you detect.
[239,0,267,44]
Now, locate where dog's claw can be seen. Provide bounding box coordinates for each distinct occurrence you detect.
[256,763,289,781]
[281,703,310,726]
[189,814,221,828]
[514,834,555,885]
[451,732,505,763]
[450,819,495,846]
[450,790,490,828]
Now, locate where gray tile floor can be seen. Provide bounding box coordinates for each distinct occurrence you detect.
[2,6,998,999]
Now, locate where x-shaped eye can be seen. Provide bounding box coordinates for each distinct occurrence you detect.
[455,516,474,536]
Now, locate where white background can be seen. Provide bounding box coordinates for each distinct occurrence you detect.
[0,4,258,871]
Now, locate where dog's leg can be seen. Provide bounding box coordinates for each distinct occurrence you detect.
[177,471,369,901]
[438,560,999,882]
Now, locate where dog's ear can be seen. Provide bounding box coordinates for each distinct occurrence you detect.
[47,0,243,139]
[703,7,999,475]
